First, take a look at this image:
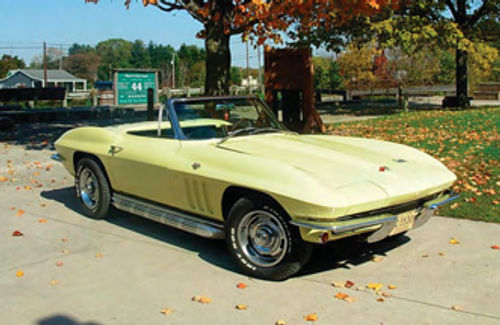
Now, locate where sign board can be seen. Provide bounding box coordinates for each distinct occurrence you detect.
[114,70,158,106]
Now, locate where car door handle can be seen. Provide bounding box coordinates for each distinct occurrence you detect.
[109,145,123,156]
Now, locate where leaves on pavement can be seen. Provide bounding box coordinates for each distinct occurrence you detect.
[192,295,211,304]
[303,313,318,321]
[160,308,173,315]
[16,270,24,277]
[235,304,247,310]
[449,237,460,245]
[12,230,24,237]
[236,282,247,289]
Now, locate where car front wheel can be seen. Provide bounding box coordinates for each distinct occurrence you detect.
[75,157,111,219]
[226,196,312,281]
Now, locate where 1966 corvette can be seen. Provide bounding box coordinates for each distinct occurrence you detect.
[53,95,458,280]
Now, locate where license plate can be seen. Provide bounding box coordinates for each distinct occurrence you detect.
[389,210,418,236]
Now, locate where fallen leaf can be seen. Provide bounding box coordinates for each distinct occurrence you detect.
[192,295,211,304]
[366,283,384,292]
[16,270,24,277]
[377,297,385,302]
[388,284,397,290]
[331,281,345,288]
[493,200,499,205]
[10,207,16,210]
[235,304,247,310]
[33,172,40,176]
[345,280,355,288]
[38,218,47,223]
[451,305,463,311]
[95,253,103,258]
[160,308,173,315]
[50,279,60,285]
[450,203,459,209]
[421,254,429,258]
[343,295,356,303]
[236,282,247,289]
[491,245,500,250]
[24,185,32,190]
[334,292,349,300]
[61,249,69,254]
[381,292,392,298]
[16,209,25,216]
[61,238,69,242]
[41,204,47,207]
[372,257,383,262]
[303,313,318,322]
[449,237,460,245]
[275,320,286,325]
[438,252,446,256]
[34,161,41,165]
[0,176,8,182]
[12,230,24,237]
[56,261,63,267]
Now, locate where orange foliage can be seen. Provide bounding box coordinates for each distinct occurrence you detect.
[86,0,399,43]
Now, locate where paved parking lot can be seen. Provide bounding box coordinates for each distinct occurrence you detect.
[1,123,500,325]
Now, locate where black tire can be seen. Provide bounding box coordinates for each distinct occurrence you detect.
[75,157,111,219]
[225,196,313,281]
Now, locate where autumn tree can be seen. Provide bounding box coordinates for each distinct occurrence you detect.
[64,53,101,83]
[0,55,26,78]
[337,43,378,91]
[86,0,391,96]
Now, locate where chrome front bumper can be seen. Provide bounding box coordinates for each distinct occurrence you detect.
[291,191,459,244]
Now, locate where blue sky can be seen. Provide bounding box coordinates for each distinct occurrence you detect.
[0,0,259,67]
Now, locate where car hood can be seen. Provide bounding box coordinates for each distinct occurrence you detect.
[217,133,456,201]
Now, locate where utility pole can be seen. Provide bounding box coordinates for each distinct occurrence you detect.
[246,40,250,94]
[171,53,175,89]
[59,43,63,70]
[43,42,48,87]
[257,45,263,94]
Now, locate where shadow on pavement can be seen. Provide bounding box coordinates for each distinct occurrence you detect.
[38,315,102,325]
[41,186,409,280]
[41,187,238,275]
[298,234,410,277]
[0,118,143,151]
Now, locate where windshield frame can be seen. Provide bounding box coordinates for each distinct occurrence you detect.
[163,95,288,141]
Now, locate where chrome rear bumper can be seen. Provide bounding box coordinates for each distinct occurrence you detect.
[51,153,64,162]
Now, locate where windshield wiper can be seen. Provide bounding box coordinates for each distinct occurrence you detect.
[216,126,257,145]
[248,127,289,135]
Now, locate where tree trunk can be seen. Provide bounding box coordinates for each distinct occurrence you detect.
[456,48,469,107]
[204,23,230,96]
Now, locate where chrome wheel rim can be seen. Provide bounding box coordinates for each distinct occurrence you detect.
[79,167,99,210]
[237,210,288,267]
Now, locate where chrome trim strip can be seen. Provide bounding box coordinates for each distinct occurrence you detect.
[112,193,225,239]
[428,193,460,209]
[290,216,397,234]
[51,153,63,162]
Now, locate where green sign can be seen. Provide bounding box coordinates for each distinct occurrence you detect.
[116,71,157,105]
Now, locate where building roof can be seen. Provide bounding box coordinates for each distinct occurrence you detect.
[6,69,86,82]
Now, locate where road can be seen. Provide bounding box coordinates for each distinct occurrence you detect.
[1,123,500,325]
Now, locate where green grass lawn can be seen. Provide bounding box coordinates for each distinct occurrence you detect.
[328,107,500,223]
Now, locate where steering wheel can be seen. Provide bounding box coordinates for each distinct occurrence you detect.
[229,118,253,131]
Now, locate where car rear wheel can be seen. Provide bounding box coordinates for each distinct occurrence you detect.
[226,196,313,281]
[75,157,111,219]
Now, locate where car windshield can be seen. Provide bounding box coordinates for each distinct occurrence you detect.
[171,97,288,141]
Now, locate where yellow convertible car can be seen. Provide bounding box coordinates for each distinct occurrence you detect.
[53,95,458,280]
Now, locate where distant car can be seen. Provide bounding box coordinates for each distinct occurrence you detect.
[52,95,458,280]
